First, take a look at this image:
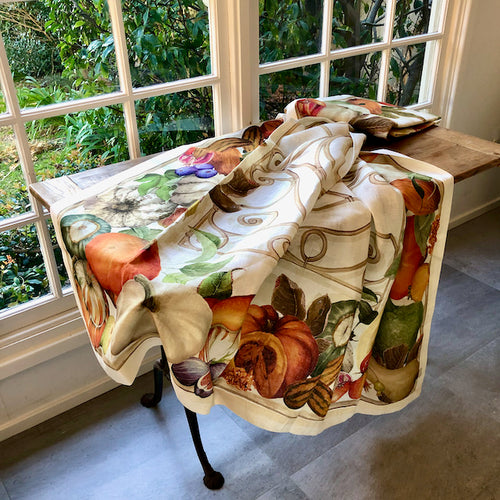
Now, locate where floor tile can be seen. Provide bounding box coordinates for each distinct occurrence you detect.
[256,480,310,500]
[223,407,377,476]
[426,264,500,378]
[444,208,500,290]
[291,378,500,500]
[88,406,289,500]
[0,481,9,500]
[0,377,289,500]
[437,337,499,422]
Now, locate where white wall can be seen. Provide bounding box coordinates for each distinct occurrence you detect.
[445,0,500,226]
[1,1,499,441]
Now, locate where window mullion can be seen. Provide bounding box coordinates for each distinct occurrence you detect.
[107,0,140,159]
[0,35,37,188]
[319,0,334,98]
[377,0,397,102]
[209,0,228,135]
[36,218,64,298]
[216,0,259,131]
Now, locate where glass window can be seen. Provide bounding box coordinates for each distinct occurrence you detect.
[28,105,128,184]
[0,0,119,108]
[125,0,211,88]
[260,64,321,120]
[136,88,214,155]
[0,224,50,312]
[0,80,6,114]
[388,42,427,106]
[0,125,30,218]
[260,0,323,63]
[332,0,386,49]
[330,52,381,99]
[393,0,433,39]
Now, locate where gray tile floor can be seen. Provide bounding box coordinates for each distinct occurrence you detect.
[1,207,499,500]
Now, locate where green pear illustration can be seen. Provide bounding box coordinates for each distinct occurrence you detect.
[373,299,423,369]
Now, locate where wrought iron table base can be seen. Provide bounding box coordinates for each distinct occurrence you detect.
[141,347,225,490]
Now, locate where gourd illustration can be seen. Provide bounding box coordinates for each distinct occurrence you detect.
[366,357,419,403]
[390,177,440,215]
[234,304,319,398]
[170,174,222,207]
[390,216,424,300]
[85,232,161,300]
[61,214,111,259]
[373,299,423,369]
[110,275,213,363]
[73,258,109,348]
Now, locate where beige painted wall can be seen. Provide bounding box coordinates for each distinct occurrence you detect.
[446,0,500,226]
[447,0,500,142]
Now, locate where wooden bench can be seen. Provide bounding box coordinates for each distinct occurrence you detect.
[30,126,500,211]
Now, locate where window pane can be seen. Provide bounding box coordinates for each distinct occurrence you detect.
[28,105,128,183]
[332,0,386,50]
[136,88,214,156]
[0,126,31,219]
[260,0,323,63]
[393,0,432,39]
[126,0,211,88]
[0,1,118,108]
[330,52,380,99]
[0,224,50,311]
[260,65,321,120]
[387,42,427,106]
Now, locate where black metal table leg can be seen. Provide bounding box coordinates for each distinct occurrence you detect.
[184,407,225,490]
[140,347,224,489]
[141,347,168,408]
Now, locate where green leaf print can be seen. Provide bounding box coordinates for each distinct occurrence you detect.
[188,228,222,264]
[180,257,234,277]
[198,271,234,299]
[120,226,163,240]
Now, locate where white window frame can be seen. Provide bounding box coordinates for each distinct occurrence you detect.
[0,0,465,346]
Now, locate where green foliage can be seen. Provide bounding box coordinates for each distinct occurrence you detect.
[259,0,323,62]
[0,2,63,80]
[259,0,323,119]
[136,89,213,155]
[0,185,31,221]
[42,0,212,155]
[3,35,62,80]
[0,220,69,309]
[0,225,49,309]
[63,106,128,163]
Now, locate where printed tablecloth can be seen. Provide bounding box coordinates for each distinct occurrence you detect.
[52,96,452,435]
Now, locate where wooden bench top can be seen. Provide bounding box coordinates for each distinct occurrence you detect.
[30,126,500,211]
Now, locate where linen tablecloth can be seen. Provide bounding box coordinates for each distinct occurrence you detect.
[52,96,452,435]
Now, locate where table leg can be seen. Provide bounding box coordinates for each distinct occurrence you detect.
[140,347,168,408]
[184,407,225,490]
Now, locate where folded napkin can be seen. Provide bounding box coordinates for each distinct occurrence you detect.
[285,95,440,139]
[52,99,452,435]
